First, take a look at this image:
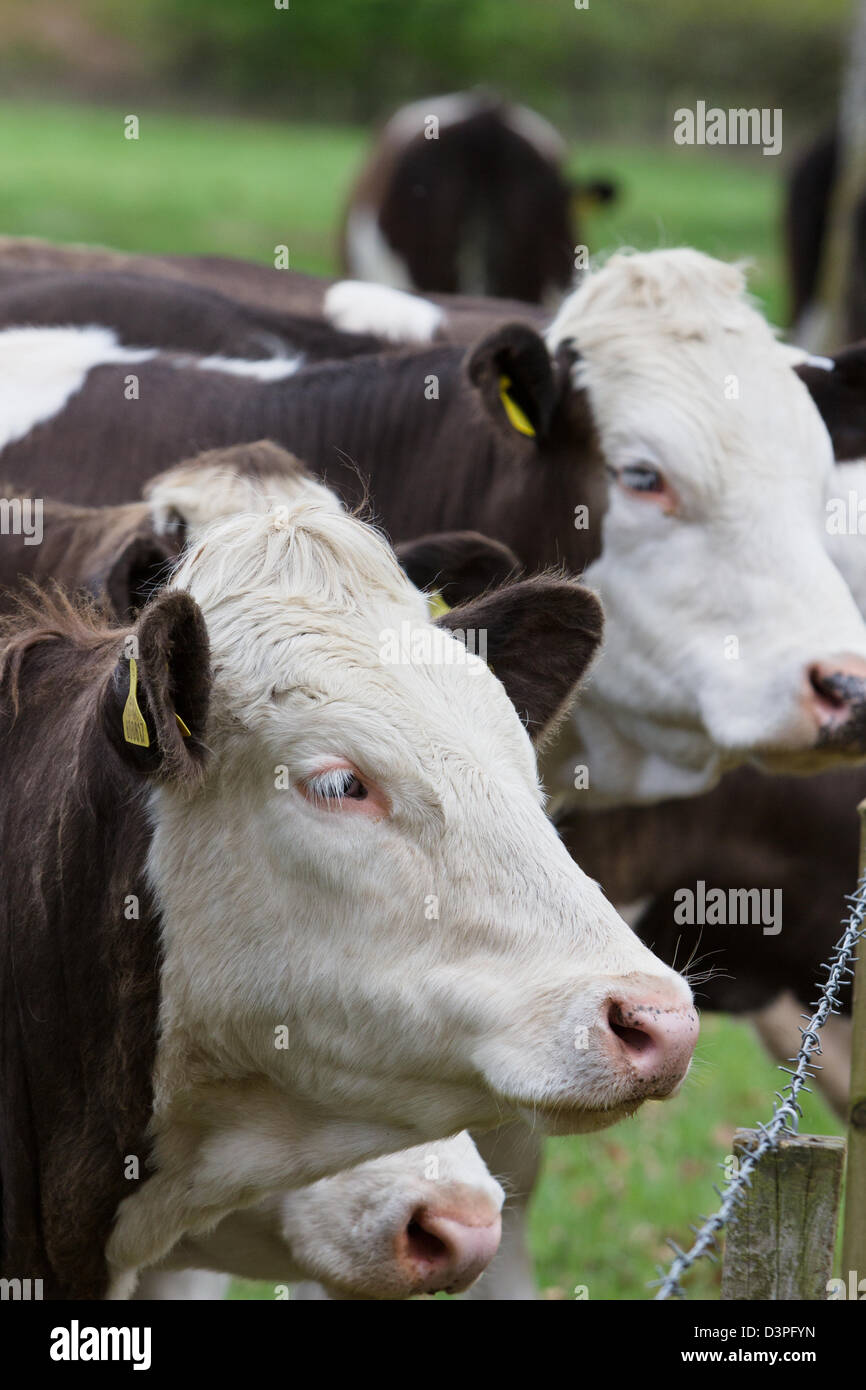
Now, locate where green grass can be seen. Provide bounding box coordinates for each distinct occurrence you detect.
[0,99,787,321]
[0,98,812,1300]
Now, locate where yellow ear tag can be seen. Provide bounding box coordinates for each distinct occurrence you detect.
[427,590,452,620]
[498,375,536,437]
[122,657,150,748]
[174,712,191,738]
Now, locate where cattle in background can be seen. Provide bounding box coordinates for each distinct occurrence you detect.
[0,480,697,1298]
[784,128,866,344]
[341,92,616,305]
[137,1132,505,1301]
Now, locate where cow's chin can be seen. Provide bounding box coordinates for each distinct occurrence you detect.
[518,1100,642,1136]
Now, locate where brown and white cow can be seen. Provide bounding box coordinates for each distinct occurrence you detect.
[341,92,616,305]
[0,267,388,363]
[0,441,522,623]
[0,478,697,1299]
[0,321,608,578]
[0,445,522,1302]
[0,235,547,345]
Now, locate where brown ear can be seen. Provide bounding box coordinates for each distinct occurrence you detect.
[438,575,603,746]
[466,323,562,443]
[101,590,211,783]
[95,528,179,621]
[396,531,521,606]
[795,344,866,460]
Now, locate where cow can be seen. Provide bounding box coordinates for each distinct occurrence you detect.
[0,322,608,578]
[0,478,698,1299]
[0,447,521,1301]
[784,129,866,347]
[0,441,522,621]
[341,93,616,305]
[135,1132,505,1301]
[4,249,866,805]
[0,268,389,363]
[0,235,548,345]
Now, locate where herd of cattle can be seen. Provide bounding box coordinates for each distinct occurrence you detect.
[3,93,866,1303]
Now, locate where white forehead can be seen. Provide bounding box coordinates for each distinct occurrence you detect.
[170,501,538,788]
[547,249,834,496]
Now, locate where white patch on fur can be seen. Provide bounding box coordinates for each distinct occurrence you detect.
[193,354,303,380]
[324,278,442,343]
[540,248,866,806]
[0,325,155,451]
[342,209,415,292]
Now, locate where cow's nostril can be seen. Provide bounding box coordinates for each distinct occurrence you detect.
[809,664,848,710]
[607,1003,654,1055]
[405,1215,450,1267]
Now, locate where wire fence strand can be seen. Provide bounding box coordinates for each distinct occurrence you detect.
[651,877,866,1300]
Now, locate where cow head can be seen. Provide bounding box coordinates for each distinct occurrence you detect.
[136,488,695,1236]
[541,249,866,805]
[465,323,608,573]
[168,1132,505,1299]
[276,1132,503,1299]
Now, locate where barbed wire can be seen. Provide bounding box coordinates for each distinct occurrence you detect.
[651,876,866,1300]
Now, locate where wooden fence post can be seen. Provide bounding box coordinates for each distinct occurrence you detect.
[840,798,866,1287]
[720,1130,845,1300]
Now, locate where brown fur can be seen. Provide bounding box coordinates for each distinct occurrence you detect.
[0,236,546,345]
[0,587,211,1297]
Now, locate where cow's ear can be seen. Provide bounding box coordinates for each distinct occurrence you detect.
[96,529,178,621]
[438,576,603,747]
[101,590,211,784]
[396,531,521,607]
[795,344,866,460]
[466,324,561,443]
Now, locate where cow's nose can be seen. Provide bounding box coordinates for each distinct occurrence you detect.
[806,655,866,737]
[603,995,699,1098]
[395,1190,502,1295]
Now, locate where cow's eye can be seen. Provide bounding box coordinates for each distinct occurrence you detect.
[304,767,368,806]
[619,463,664,493]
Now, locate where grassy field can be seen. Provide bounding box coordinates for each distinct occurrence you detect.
[1,98,837,1301]
[0,99,788,322]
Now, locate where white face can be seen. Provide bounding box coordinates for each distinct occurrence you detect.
[544,249,866,806]
[149,494,696,1178]
[169,1133,505,1298]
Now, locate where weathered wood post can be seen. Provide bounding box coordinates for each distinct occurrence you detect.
[720,1130,846,1300]
[840,798,866,1286]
